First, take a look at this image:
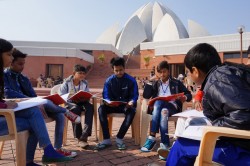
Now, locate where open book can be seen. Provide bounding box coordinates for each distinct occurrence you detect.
[148,92,184,107]
[43,93,69,105]
[102,99,127,107]
[13,97,47,112]
[68,90,93,103]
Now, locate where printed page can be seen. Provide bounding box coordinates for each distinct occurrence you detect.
[175,125,204,141]
[172,109,205,118]
[13,97,47,112]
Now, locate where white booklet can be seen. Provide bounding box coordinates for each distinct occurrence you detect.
[175,125,205,141]
[13,97,47,112]
[171,110,211,141]
[172,109,205,118]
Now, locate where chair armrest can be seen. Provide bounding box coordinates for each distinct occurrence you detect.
[0,109,17,137]
[195,126,250,166]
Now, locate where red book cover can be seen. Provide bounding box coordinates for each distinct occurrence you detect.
[44,94,66,105]
[148,92,184,107]
[68,90,93,103]
[103,99,127,107]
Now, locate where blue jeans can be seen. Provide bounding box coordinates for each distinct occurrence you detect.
[151,100,179,146]
[0,107,51,162]
[166,138,250,166]
[98,104,136,139]
[43,100,66,149]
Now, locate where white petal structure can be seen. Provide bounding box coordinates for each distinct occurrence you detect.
[188,19,210,38]
[137,3,153,41]
[162,5,189,39]
[116,16,147,55]
[153,14,180,41]
[96,23,119,46]
[152,2,165,35]
[96,1,209,55]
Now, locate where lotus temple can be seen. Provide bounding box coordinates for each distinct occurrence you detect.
[10,1,250,87]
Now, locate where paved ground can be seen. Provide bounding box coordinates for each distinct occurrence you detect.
[0,116,176,166]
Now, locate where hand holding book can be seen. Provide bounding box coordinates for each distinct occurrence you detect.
[148,92,184,107]
[68,90,93,103]
[102,99,127,107]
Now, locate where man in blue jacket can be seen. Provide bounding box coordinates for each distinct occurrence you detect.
[95,57,139,150]
[4,49,79,158]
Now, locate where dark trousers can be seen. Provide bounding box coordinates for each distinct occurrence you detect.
[70,102,94,139]
[98,104,136,140]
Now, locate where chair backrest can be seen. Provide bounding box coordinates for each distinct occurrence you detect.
[0,109,29,166]
[194,126,250,166]
[50,84,61,95]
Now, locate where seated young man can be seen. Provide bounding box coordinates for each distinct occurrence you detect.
[0,38,73,165]
[140,61,192,161]
[95,57,139,150]
[4,49,79,158]
[59,64,94,148]
[165,43,250,165]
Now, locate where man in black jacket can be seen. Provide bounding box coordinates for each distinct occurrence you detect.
[140,61,192,161]
[165,43,250,166]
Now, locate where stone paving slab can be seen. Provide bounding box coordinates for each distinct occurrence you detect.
[0,117,175,166]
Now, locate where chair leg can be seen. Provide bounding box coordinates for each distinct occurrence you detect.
[132,110,141,145]
[0,141,5,159]
[108,117,113,137]
[98,123,104,141]
[63,118,68,146]
[16,130,29,166]
[93,109,98,141]
[140,102,151,146]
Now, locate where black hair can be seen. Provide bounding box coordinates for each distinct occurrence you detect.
[157,60,169,72]
[0,38,13,99]
[110,57,125,68]
[12,49,27,62]
[73,64,86,73]
[184,43,222,74]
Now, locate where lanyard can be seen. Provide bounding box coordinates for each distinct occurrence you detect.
[160,81,169,94]
[73,83,81,93]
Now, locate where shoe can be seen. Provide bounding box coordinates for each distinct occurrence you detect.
[157,143,170,159]
[64,111,81,123]
[55,148,77,158]
[42,155,73,164]
[94,143,112,151]
[159,155,167,161]
[140,137,156,152]
[79,131,88,142]
[79,141,89,148]
[116,143,126,150]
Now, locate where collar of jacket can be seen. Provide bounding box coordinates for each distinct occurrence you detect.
[8,69,21,77]
[201,65,219,91]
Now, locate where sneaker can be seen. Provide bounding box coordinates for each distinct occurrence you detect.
[157,143,170,159]
[79,141,89,148]
[42,155,72,164]
[140,137,156,152]
[55,148,77,158]
[64,111,81,123]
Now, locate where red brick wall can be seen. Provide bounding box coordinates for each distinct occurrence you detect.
[23,56,91,80]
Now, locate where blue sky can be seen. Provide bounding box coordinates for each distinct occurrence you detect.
[0,0,249,43]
